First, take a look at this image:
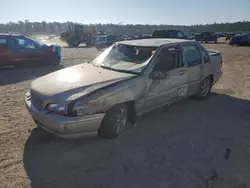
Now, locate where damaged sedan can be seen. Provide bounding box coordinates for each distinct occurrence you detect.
[25,38,223,139]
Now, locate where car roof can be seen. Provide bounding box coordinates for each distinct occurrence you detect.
[118,38,193,47]
[153,29,180,32]
[0,33,23,38]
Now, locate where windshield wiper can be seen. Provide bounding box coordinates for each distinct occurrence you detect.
[100,65,139,75]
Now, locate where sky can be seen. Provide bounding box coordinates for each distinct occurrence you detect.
[1,0,250,25]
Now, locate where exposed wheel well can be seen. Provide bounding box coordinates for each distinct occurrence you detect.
[208,74,214,84]
[126,101,137,124]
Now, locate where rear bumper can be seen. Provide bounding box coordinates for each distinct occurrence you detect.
[25,94,105,139]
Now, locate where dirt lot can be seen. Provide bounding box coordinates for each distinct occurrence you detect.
[1,40,250,188]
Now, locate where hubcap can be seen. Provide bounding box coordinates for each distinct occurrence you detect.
[113,108,127,134]
[200,79,211,96]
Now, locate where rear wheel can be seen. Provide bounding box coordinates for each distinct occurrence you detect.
[195,77,212,99]
[98,104,128,138]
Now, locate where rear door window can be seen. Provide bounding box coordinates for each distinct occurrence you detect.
[9,38,38,49]
[182,45,202,67]
[154,46,180,72]
[0,38,7,45]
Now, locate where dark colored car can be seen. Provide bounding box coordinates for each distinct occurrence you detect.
[229,32,250,46]
[0,33,62,68]
[195,32,218,43]
[152,29,187,39]
[95,35,121,50]
[225,33,237,41]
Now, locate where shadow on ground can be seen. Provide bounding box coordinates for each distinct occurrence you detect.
[0,64,63,86]
[23,93,250,188]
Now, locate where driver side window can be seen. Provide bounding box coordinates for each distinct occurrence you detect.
[153,47,178,72]
[11,38,37,49]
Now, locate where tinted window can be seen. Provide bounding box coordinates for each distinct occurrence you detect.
[154,47,178,72]
[182,45,201,67]
[152,30,176,38]
[0,38,7,44]
[168,31,177,38]
[10,38,38,49]
[107,35,117,41]
[95,36,107,43]
[177,32,184,38]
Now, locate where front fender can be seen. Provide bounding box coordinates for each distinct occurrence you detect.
[72,76,147,115]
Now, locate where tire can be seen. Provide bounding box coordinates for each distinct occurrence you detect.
[195,77,212,99]
[205,40,208,43]
[215,40,217,43]
[98,103,128,138]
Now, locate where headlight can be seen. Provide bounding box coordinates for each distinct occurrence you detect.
[46,103,67,115]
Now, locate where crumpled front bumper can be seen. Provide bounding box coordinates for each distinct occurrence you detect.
[24,92,105,139]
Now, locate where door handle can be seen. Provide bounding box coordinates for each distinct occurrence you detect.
[178,70,187,75]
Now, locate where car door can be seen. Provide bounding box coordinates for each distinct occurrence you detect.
[181,44,203,95]
[0,38,11,66]
[8,37,41,62]
[143,46,188,110]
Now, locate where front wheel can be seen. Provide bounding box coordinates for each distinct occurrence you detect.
[195,77,212,99]
[98,104,128,138]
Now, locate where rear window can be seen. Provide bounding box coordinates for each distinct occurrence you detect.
[95,36,107,43]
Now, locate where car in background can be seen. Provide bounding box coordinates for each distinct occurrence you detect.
[95,35,121,50]
[225,33,237,41]
[0,33,62,68]
[141,34,152,39]
[152,29,187,39]
[195,32,218,43]
[229,32,250,46]
[25,38,223,139]
[121,35,135,40]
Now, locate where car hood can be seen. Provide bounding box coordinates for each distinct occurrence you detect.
[30,63,136,102]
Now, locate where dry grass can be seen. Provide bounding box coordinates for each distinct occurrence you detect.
[1,38,250,188]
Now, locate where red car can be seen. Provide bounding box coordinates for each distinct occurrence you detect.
[0,33,62,67]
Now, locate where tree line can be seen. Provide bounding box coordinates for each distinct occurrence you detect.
[1,20,250,36]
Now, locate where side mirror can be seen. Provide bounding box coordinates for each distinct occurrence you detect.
[149,71,167,79]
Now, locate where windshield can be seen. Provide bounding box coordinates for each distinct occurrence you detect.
[25,37,44,46]
[91,44,157,74]
[95,36,107,43]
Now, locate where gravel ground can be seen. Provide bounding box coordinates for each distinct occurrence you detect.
[1,39,250,188]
